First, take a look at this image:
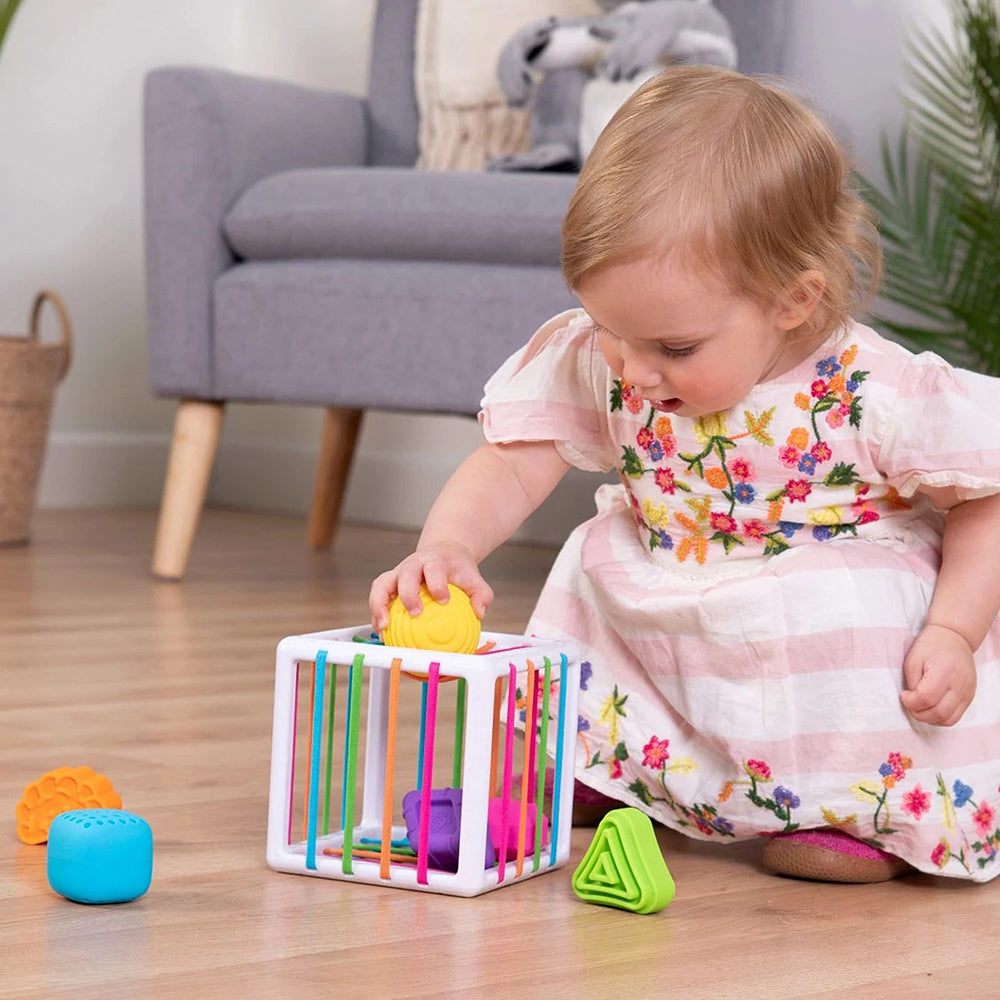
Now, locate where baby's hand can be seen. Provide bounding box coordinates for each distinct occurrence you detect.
[900,624,977,726]
[368,542,494,633]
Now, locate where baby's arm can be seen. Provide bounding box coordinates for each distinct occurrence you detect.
[900,490,1000,726]
[369,439,571,631]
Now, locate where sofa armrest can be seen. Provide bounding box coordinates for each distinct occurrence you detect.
[144,66,368,398]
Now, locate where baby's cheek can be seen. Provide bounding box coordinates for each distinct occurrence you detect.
[714,364,750,395]
[698,373,743,411]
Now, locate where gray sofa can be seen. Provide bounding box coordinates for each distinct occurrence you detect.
[143,0,788,578]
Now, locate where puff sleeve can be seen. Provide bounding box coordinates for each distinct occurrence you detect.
[479,309,617,473]
[877,351,1000,502]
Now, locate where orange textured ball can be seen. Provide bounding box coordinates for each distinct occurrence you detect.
[16,766,123,845]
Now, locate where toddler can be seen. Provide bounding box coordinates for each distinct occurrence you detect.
[370,66,1000,883]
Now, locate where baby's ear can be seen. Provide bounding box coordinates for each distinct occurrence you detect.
[777,270,826,331]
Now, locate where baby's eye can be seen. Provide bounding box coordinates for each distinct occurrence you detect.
[660,343,698,358]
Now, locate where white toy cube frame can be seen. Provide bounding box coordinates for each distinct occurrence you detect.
[266,626,580,897]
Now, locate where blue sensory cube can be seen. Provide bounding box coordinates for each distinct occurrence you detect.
[47,809,153,904]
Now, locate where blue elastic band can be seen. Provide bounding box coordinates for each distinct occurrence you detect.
[306,649,327,870]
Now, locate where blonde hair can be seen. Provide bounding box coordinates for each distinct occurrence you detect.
[562,66,881,340]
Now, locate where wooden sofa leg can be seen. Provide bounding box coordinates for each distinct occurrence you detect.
[308,407,363,550]
[151,400,226,580]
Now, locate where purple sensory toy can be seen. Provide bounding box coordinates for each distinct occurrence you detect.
[402,787,495,872]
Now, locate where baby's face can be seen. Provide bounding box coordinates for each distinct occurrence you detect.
[579,255,814,418]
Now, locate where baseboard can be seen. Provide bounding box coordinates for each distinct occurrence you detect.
[37,431,170,507]
[37,432,600,548]
[212,438,601,547]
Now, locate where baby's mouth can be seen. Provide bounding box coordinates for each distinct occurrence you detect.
[650,398,682,413]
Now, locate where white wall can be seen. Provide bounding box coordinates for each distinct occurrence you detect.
[0,0,950,544]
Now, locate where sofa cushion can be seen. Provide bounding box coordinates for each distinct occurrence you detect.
[223,166,577,267]
[212,258,577,412]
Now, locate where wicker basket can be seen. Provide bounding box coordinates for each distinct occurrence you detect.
[0,290,72,545]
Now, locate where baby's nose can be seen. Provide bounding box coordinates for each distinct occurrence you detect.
[621,348,661,391]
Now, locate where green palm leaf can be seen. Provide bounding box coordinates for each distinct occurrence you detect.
[863,0,1000,374]
[0,0,24,62]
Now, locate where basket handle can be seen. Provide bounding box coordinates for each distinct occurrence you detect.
[28,289,73,380]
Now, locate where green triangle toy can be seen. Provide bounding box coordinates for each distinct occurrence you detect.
[572,807,676,914]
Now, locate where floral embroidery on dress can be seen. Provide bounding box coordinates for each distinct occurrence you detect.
[722,758,801,832]
[929,775,999,872]
[627,739,733,838]
[819,751,915,844]
[577,687,814,839]
[576,680,999,874]
[577,686,734,836]
[815,755,997,873]
[609,343,909,560]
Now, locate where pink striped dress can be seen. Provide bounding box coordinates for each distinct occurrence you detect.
[480,309,1000,881]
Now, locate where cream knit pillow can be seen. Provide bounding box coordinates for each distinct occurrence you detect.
[415,0,601,171]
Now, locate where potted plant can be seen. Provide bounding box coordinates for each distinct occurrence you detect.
[863,0,999,375]
[0,1,24,60]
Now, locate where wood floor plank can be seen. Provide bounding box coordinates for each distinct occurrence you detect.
[1,509,997,1000]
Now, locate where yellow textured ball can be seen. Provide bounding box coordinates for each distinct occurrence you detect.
[382,583,481,654]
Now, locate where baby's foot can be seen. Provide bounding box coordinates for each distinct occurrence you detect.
[762,829,911,883]
[571,780,620,827]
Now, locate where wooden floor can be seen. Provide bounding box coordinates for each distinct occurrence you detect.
[1,509,997,1000]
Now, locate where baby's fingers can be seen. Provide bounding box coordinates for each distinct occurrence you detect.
[900,668,958,725]
[369,571,399,631]
[449,571,494,619]
[394,560,432,616]
[420,563,493,620]
[901,686,964,727]
[370,561,428,629]
[420,561,455,606]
